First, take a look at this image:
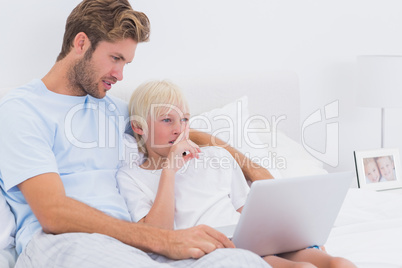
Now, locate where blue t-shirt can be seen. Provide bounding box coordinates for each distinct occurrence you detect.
[0,79,132,254]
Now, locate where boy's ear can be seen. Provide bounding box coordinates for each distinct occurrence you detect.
[131,121,144,135]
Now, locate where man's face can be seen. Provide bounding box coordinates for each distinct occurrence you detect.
[69,38,137,98]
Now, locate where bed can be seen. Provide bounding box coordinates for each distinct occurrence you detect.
[1,71,402,268]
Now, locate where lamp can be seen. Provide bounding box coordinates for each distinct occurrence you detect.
[357,55,402,148]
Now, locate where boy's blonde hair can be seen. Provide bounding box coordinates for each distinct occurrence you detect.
[363,157,377,173]
[363,157,376,166]
[129,80,190,154]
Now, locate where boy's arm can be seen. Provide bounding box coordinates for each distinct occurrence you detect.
[138,168,176,229]
[140,125,200,229]
[189,130,274,182]
[18,172,234,259]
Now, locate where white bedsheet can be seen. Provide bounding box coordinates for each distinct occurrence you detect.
[326,188,402,268]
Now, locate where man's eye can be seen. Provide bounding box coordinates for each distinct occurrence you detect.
[112,56,120,61]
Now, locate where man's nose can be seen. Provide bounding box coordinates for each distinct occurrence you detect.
[111,64,124,81]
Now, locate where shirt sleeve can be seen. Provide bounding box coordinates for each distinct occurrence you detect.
[116,166,153,222]
[0,99,58,192]
[213,147,250,211]
[229,157,250,210]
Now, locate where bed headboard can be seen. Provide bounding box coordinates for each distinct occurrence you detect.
[111,71,301,142]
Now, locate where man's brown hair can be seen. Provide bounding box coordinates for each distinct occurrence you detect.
[57,0,150,61]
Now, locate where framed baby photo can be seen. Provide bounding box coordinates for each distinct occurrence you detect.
[354,148,402,191]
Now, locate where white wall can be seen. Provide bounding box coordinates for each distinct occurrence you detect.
[1,0,402,173]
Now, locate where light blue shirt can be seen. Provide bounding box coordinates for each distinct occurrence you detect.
[0,79,132,254]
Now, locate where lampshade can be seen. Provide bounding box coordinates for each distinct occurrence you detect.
[357,55,402,108]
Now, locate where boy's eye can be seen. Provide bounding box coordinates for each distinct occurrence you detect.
[162,118,171,122]
[181,118,189,122]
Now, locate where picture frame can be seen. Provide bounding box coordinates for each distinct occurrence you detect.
[354,148,402,191]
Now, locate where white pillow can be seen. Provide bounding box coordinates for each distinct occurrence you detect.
[255,126,328,178]
[0,191,15,250]
[190,96,282,178]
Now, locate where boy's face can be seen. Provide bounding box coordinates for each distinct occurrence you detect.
[71,38,137,99]
[365,160,381,183]
[377,157,395,181]
[144,105,190,159]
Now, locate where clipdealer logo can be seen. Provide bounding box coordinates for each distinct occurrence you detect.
[301,100,339,167]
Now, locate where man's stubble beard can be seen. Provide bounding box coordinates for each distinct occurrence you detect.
[67,48,104,99]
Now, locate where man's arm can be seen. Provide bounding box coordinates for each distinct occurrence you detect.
[189,130,274,182]
[18,172,234,259]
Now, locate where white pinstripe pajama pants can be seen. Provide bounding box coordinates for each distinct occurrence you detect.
[15,231,270,268]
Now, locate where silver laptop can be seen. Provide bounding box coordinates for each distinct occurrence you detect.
[216,172,352,256]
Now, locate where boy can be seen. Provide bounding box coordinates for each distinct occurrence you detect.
[117,80,357,268]
[376,156,396,181]
[363,158,382,183]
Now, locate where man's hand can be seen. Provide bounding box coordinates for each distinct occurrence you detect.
[161,225,235,259]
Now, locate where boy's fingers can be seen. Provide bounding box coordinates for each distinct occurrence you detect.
[185,124,190,140]
[189,141,200,153]
[188,141,200,158]
[189,140,200,150]
[173,125,200,159]
[173,123,190,146]
[173,131,185,145]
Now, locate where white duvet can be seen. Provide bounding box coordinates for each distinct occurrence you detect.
[2,188,402,268]
[326,188,402,268]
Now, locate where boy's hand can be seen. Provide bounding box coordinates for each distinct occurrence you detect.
[166,124,201,172]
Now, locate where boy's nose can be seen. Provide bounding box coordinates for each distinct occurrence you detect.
[173,121,185,134]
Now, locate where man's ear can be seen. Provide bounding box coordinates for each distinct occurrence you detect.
[73,32,91,56]
[131,121,144,135]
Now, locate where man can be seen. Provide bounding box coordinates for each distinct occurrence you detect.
[0,0,271,267]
